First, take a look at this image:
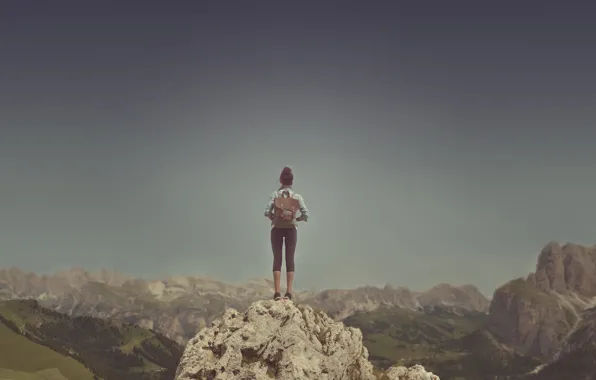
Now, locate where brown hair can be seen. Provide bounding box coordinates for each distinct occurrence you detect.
[278,167,294,189]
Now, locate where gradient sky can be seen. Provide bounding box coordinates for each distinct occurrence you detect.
[1,1,595,296]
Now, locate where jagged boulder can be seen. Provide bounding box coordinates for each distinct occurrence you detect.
[384,364,439,380]
[175,300,439,380]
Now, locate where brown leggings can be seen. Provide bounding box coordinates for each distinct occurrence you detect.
[271,227,297,272]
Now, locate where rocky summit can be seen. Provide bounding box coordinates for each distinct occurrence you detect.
[175,300,439,380]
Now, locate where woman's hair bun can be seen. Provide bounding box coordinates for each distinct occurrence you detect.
[279,167,294,186]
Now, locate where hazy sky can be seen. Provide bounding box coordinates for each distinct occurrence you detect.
[1,1,595,296]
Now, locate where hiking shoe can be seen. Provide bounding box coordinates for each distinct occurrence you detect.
[273,292,282,301]
[283,292,293,301]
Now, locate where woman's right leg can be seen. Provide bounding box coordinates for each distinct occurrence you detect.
[270,228,284,296]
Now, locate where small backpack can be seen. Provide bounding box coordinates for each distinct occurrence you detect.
[274,190,300,222]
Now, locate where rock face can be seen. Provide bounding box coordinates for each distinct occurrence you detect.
[527,305,596,380]
[557,305,596,358]
[175,300,439,380]
[532,242,596,296]
[487,278,574,358]
[487,242,596,359]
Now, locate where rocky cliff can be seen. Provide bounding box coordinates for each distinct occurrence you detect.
[487,242,596,359]
[175,299,438,380]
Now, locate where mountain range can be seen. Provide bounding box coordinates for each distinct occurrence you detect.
[2,240,596,379]
[0,267,490,345]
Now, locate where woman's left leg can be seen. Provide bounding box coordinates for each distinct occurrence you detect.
[284,227,298,296]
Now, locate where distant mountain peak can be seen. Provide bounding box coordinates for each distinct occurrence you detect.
[488,241,596,360]
[533,241,596,296]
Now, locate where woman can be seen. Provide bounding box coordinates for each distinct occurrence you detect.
[264,167,310,301]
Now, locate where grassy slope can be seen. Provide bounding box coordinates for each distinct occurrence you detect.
[419,328,542,380]
[0,299,183,380]
[343,305,543,380]
[343,306,487,368]
[0,323,96,380]
[0,368,69,380]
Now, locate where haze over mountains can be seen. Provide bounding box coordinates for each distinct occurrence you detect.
[0,266,489,345]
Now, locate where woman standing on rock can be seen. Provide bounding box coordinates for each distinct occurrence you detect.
[264,167,310,302]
